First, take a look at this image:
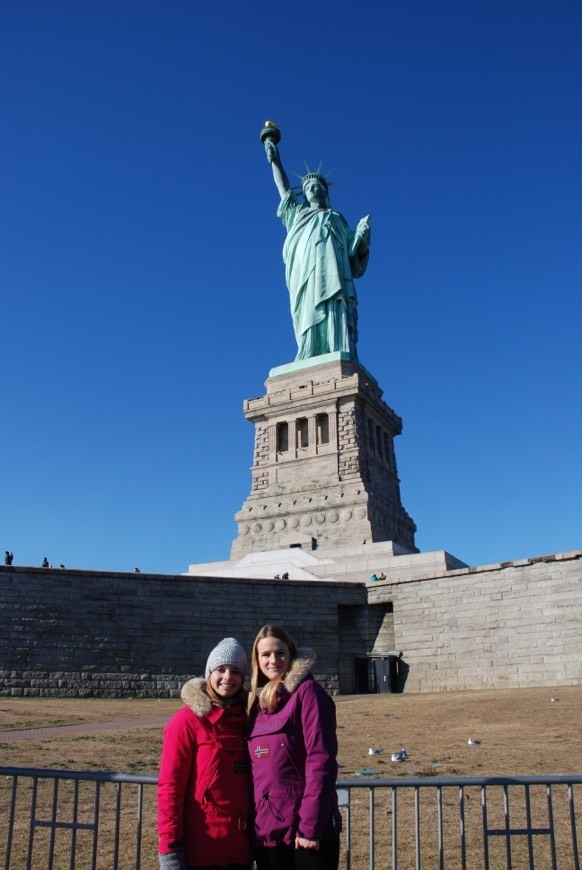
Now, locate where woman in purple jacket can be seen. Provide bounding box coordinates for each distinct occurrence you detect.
[247,625,341,870]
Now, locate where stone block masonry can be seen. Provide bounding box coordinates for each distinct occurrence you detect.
[232,357,417,558]
[1,549,581,697]
[0,566,365,697]
[367,550,582,692]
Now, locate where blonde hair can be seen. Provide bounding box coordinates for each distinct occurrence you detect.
[248,624,298,714]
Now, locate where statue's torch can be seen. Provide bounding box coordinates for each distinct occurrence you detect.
[260,120,281,145]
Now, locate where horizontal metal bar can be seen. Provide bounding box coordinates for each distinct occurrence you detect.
[487,828,552,836]
[336,775,582,788]
[2,767,582,789]
[33,821,97,832]
[0,767,582,788]
[0,767,157,785]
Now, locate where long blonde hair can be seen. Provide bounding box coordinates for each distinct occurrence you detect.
[248,624,297,714]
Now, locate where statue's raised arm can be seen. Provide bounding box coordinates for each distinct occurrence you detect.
[260,121,371,362]
[261,122,290,199]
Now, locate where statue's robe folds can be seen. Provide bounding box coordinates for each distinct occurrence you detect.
[278,190,369,360]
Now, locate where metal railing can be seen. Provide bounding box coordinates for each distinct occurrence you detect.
[1,767,157,870]
[338,775,582,869]
[1,767,581,869]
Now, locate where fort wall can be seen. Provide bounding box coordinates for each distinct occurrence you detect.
[0,566,364,697]
[1,550,580,697]
[368,550,582,692]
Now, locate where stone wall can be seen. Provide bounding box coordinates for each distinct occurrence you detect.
[0,566,365,697]
[367,551,582,692]
[1,551,580,697]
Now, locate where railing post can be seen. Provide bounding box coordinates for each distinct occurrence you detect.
[436,786,444,870]
[69,779,79,870]
[546,783,557,870]
[459,785,467,870]
[568,783,580,870]
[414,787,420,870]
[392,786,398,870]
[369,786,374,870]
[481,784,490,870]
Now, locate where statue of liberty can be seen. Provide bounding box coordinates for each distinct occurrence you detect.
[261,122,371,361]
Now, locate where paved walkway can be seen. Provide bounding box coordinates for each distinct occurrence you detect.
[0,715,170,742]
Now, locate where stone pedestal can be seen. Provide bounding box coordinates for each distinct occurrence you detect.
[231,355,417,559]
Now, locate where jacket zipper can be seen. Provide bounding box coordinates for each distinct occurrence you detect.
[280,740,305,785]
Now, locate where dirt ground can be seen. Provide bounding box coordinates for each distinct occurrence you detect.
[1,684,581,777]
[1,687,581,869]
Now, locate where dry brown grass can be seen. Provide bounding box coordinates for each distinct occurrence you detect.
[335,685,582,779]
[1,686,581,868]
[2,685,581,776]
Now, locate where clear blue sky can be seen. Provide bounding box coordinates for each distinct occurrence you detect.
[1,1,580,574]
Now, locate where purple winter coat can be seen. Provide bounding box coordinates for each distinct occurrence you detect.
[248,649,341,847]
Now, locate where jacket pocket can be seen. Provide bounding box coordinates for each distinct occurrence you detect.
[256,786,303,842]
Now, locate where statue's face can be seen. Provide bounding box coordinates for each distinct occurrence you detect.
[304,179,327,207]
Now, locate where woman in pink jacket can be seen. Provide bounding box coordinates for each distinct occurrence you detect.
[247,625,341,870]
[158,638,252,870]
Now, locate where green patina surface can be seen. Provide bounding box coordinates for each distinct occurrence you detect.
[262,123,371,362]
[269,352,351,379]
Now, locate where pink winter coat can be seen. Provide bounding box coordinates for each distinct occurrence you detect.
[158,678,252,868]
[248,649,341,848]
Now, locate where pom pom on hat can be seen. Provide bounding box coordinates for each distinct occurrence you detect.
[205,637,247,679]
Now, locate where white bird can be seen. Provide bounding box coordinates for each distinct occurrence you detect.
[467,738,481,745]
[391,748,408,762]
[551,697,560,702]
[368,748,382,756]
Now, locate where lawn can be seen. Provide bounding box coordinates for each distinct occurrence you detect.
[2,685,581,777]
[1,686,581,868]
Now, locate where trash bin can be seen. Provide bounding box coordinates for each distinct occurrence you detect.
[373,655,399,693]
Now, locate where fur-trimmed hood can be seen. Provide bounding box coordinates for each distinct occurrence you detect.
[254,648,317,703]
[281,647,317,694]
[180,676,213,718]
[180,676,247,718]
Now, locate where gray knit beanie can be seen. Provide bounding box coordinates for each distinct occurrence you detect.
[205,637,247,679]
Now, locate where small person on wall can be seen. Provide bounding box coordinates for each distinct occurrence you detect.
[248,625,341,870]
[157,638,252,870]
[4,551,13,565]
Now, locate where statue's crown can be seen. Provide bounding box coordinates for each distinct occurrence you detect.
[293,161,334,194]
[302,171,328,190]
